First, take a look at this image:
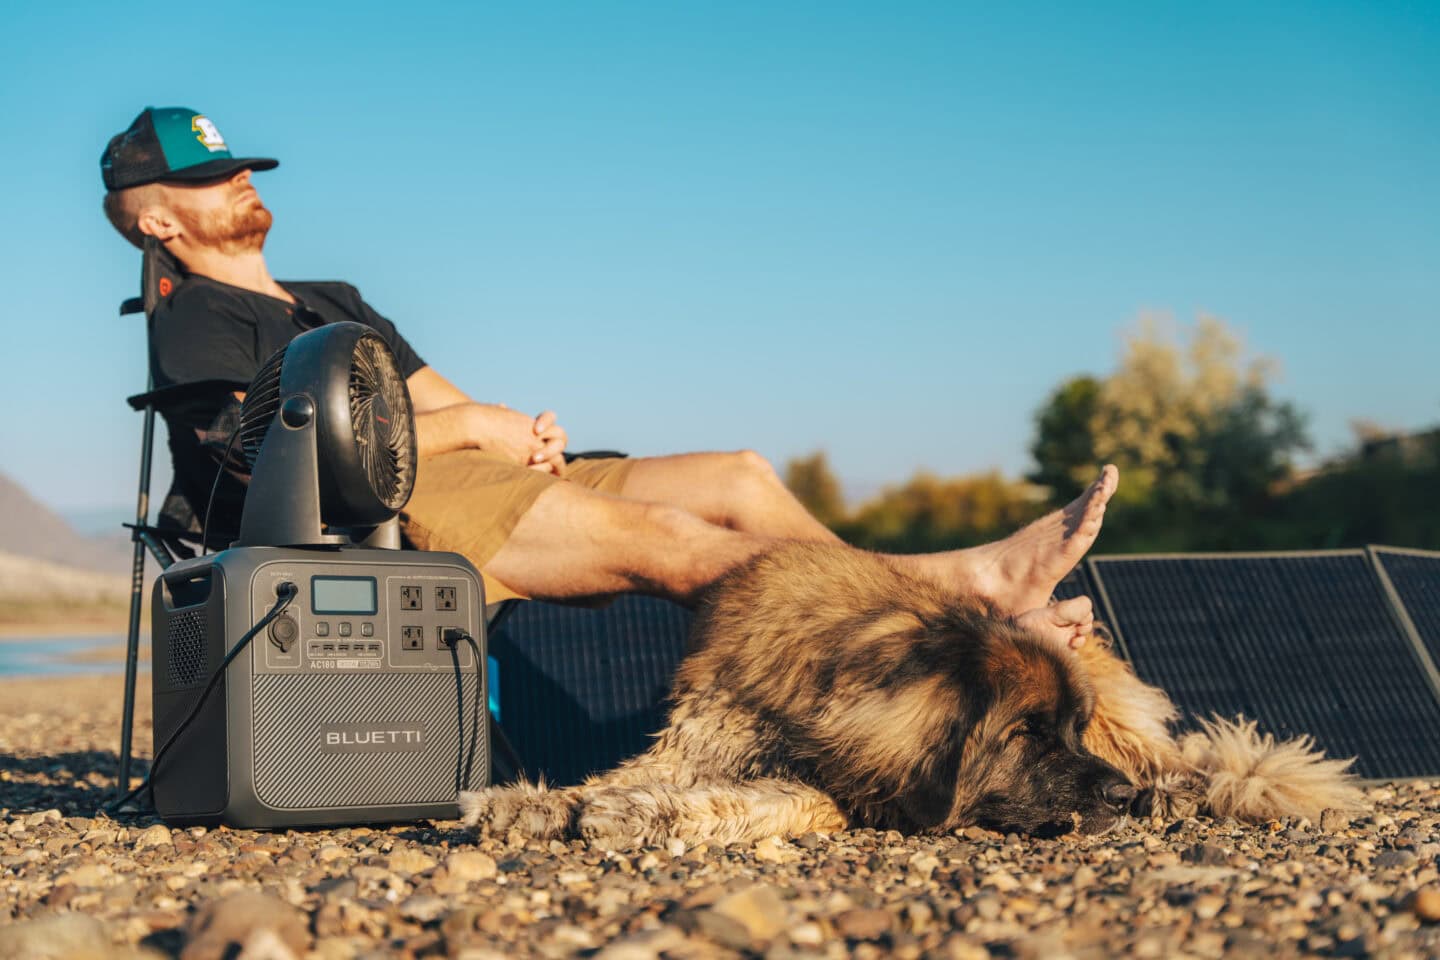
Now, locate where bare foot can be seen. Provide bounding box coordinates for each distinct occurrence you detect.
[957,465,1118,614]
[1016,595,1095,650]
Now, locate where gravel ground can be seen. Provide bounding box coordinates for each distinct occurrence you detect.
[3,675,1439,959]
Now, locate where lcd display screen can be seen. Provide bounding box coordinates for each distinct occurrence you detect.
[311,576,378,615]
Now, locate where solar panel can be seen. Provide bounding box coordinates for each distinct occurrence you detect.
[1053,563,1097,603]
[487,596,692,786]
[1371,547,1440,697]
[1090,552,1440,779]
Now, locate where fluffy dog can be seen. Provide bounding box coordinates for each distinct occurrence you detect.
[461,542,1362,848]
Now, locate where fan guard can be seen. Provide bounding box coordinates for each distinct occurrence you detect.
[237,325,418,531]
[348,333,416,512]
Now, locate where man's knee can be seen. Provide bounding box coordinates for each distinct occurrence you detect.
[719,449,785,499]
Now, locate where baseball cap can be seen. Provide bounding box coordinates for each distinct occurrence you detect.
[101,107,278,191]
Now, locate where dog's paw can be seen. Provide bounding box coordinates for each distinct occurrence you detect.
[459,783,578,839]
[577,789,660,851]
[457,789,491,829]
[1132,771,1207,820]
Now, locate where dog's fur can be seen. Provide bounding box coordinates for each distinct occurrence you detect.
[461,542,1363,848]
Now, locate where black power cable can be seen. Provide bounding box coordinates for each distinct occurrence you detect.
[110,583,298,813]
[441,628,527,790]
[441,627,487,794]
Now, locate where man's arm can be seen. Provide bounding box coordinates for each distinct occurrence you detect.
[406,366,568,474]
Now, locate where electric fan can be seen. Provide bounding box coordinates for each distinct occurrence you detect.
[236,322,417,546]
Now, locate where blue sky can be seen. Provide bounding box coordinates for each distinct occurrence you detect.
[1,1,1436,517]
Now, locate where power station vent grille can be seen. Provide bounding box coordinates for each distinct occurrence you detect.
[252,672,487,810]
[166,609,208,688]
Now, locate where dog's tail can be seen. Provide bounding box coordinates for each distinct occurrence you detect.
[1182,715,1366,823]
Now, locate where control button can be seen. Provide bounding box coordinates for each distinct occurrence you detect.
[360,622,374,637]
[338,622,352,637]
[269,615,298,652]
[315,622,330,637]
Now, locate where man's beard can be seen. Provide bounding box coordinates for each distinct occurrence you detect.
[177,197,273,254]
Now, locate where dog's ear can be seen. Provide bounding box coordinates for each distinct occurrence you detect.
[888,712,989,830]
[1074,633,1184,783]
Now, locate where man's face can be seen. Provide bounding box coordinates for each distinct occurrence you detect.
[156,169,273,254]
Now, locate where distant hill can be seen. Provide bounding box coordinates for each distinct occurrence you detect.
[0,548,131,627]
[0,472,135,575]
[0,550,128,603]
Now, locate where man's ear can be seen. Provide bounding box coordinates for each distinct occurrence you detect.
[137,204,180,242]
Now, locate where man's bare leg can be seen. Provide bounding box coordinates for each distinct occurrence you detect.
[482,482,774,606]
[616,452,1119,616]
[483,469,1104,646]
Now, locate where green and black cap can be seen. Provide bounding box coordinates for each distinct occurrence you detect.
[102,107,278,191]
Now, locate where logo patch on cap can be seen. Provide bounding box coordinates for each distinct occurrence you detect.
[191,115,228,153]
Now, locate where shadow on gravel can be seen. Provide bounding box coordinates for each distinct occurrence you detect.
[0,750,138,815]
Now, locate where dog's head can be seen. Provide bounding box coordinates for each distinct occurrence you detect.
[875,611,1135,836]
[952,623,1134,834]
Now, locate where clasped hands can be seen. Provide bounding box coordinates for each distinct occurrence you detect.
[473,403,568,476]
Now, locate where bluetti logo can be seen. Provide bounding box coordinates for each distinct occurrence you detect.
[320,723,427,753]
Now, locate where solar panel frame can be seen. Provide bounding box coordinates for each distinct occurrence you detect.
[1368,545,1440,706]
[1088,550,1440,780]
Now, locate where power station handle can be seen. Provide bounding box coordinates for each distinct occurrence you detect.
[159,566,213,610]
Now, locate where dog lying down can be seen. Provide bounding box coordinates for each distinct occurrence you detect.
[461,542,1363,848]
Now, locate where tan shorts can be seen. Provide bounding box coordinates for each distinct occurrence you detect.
[400,449,635,604]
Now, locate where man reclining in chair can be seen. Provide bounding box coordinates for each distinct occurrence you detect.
[100,106,1118,648]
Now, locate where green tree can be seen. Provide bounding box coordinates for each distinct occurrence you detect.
[1029,313,1310,550]
[840,470,1044,553]
[784,451,846,528]
[1028,375,1101,502]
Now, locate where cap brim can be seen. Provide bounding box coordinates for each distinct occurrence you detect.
[157,156,279,184]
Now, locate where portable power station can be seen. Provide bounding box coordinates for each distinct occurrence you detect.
[147,322,490,827]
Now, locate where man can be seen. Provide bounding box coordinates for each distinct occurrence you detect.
[101,107,1117,647]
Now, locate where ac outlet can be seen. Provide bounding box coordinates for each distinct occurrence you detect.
[436,586,457,611]
[401,626,425,650]
[400,586,423,610]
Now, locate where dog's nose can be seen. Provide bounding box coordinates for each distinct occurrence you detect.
[1098,777,1137,812]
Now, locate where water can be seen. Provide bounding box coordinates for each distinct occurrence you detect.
[0,635,138,677]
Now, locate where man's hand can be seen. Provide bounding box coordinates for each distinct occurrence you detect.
[529,410,568,476]
[465,404,567,475]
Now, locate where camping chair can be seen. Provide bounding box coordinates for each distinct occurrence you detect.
[115,239,692,801]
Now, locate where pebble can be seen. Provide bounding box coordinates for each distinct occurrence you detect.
[1321,808,1352,832]
[753,834,799,863]
[708,884,789,943]
[832,907,893,940]
[1412,886,1440,923]
[181,892,309,960]
[385,848,438,874]
[398,894,448,924]
[445,850,498,882]
[133,823,172,850]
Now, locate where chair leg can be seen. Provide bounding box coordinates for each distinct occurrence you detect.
[117,401,158,805]
[116,542,146,804]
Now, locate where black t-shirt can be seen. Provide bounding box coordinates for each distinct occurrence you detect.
[149,275,426,543]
